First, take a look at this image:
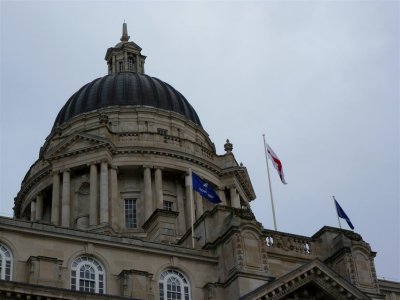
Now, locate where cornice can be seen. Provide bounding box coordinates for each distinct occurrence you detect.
[222,166,256,201]
[14,166,52,215]
[45,133,115,161]
[0,217,218,264]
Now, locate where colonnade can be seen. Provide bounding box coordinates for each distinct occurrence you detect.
[49,161,112,227]
[29,163,241,230]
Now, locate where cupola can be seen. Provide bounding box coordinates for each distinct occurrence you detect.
[104,22,146,74]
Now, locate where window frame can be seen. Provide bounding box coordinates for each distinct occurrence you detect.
[128,56,134,71]
[163,200,173,212]
[0,243,13,281]
[159,269,191,300]
[71,256,105,294]
[124,198,137,229]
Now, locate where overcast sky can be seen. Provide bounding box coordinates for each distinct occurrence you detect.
[1,1,399,281]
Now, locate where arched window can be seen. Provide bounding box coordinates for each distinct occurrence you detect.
[159,269,191,300]
[128,57,134,71]
[0,243,12,281]
[71,256,105,294]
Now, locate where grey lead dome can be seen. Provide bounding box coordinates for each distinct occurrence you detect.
[53,72,202,128]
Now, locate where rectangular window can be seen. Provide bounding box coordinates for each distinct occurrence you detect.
[163,201,173,211]
[128,57,134,70]
[125,198,137,228]
[119,61,124,72]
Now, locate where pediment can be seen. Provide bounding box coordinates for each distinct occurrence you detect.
[241,259,371,300]
[45,134,115,160]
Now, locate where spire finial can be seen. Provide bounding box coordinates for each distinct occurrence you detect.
[120,21,130,42]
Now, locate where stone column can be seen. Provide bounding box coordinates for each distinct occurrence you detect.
[89,163,98,226]
[144,167,153,220]
[184,175,193,229]
[61,170,71,227]
[230,187,240,208]
[176,181,185,235]
[155,168,163,209]
[100,161,109,224]
[218,189,226,205]
[30,200,36,222]
[36,193,43,221]
[195,193,204,219]
[51,172,60,225]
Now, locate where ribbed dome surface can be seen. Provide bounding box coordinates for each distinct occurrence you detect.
[54,72,202,128]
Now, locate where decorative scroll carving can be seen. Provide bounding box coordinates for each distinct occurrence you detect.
[235,233,244,269]
[233,207,255,220]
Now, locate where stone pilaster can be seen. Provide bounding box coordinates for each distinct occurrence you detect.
[230,187,240,208]
[100,161,109,224]
[144,167,153,220]
[176,181,185,235]
[112,55,116,73]
[109,166,119,229]
[155,168,163,209]
[89,163,98,226]
[51,172,60,225]
[61,170,71,227]
[35,193,43,221]
[185,174,193,229]
[124,52,128,70]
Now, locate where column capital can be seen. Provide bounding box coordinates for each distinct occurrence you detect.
[87,161,99,167]
[100,159,109,164]
[143,165,153,169]
[61,169,71,174]
[52,170,61,176]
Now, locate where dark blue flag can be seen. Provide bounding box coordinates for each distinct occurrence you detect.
[335,199,354,230]
[192,172,221,204]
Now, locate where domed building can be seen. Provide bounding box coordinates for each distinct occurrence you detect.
[0,23,399,300]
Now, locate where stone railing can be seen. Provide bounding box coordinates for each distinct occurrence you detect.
[263,229,316,258]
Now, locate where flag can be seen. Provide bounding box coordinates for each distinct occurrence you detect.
[334,199,354,230]
[266,144,287,184]
[192,172,221,204]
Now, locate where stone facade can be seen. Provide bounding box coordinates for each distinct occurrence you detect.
[1,23,399,300]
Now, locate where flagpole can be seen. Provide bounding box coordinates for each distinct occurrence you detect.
[333,196,342,229]
[263,134,278,231]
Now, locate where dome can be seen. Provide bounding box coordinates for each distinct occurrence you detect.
[53,72,202,128]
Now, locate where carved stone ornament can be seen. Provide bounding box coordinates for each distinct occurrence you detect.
[99,113,109,123]
[224,139,233,152]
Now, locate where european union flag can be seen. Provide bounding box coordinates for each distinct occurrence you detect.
[192,172,221,204]
[334,199,355,230]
